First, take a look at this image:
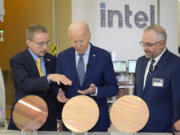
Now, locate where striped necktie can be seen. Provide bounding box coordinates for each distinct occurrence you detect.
[146,59,155,82]
[36,57,44,77]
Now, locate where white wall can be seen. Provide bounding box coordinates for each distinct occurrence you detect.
[72,0,179,60]
[160,0,179,56]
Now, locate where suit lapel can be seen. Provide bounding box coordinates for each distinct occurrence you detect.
[44,55,51,74]
[153,49,169,74]
[139,57,149,96]
[83,45,96,85]
[70,48,81,85]
[25,49,39,77]
[143,50,169,95]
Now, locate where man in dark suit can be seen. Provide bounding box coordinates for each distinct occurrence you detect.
[55,21,118,131]
[8,25,72,131]
[134,25,180,132]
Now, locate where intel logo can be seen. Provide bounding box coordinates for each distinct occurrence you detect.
[100,2,155,29]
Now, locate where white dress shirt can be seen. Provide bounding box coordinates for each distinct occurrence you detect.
[143,48,166,88]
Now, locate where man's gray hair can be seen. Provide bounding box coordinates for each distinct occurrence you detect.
[144,24,167,41]
[26,24,47,40]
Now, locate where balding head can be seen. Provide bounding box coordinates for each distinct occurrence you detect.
[68,21,90,35]
[68,21,91,54]
[144,24,167,42]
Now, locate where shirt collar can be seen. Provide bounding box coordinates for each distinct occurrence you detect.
[152,47,167,64]
[28,48,43,62]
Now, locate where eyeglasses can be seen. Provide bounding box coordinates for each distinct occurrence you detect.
[139,40,164,47]
[31,40,51,46]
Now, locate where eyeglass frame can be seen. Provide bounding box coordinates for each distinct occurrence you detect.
[139,40,164,47]
[31,40,51,46]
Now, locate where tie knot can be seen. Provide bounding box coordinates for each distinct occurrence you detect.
[151,59,155,65]
[78,54,84,57]
[37,57,42,64]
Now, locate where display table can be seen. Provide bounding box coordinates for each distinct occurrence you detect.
[0,130,173,135]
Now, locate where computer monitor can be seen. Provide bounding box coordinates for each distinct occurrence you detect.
[113,61,127,73]
[128,60,137,73]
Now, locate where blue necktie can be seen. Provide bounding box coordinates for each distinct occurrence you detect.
[146,59,155,82]
[77,54,85,86]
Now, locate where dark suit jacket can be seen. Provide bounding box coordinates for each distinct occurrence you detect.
[134,49,180,132]
[55,44,118,131]
[8,48,58,131]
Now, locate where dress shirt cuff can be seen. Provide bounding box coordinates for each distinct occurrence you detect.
[47,75,52,83]
[90,87,98,96]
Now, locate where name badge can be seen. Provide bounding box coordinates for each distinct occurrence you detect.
[152,78,164,87]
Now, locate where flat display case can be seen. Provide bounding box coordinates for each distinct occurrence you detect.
[0,130,173,135]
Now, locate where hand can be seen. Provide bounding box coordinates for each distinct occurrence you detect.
[57,88,69,103]
[57,119,64,131]
[78,83,96,95]
[48,74,72,85]
[174,120,180,135]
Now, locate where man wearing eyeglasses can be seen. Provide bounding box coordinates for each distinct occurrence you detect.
[55,21,118,131]
[134,24,180,132]
[8,25,72,131]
